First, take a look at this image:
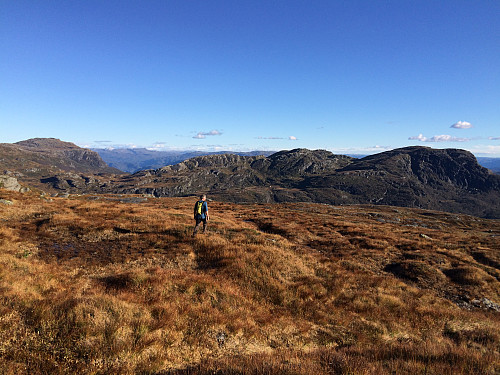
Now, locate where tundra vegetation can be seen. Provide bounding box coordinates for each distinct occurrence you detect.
[0,189,499,374]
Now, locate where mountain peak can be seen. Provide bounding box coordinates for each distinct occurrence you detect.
[15,138,80,150]
[0,139,122,190]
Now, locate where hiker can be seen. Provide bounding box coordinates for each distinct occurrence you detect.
[193,194,209,236]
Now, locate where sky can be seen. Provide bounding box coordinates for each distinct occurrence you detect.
[1,1,499,156]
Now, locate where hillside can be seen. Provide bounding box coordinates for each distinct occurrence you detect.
[111,149,353,199]
[0,138,122,191]
[93,148,276,173]
[2,139,499,218]
[304,147,500,218]
[108,147,500,219]
[0,189,499,374]
[92,148,500,176]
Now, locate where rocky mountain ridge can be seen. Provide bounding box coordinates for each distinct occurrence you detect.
[1,139,499,218]
[93,147,276,173]
[94,146,500,175]
[1,138,120,174]
[0,138,122,191]
[110,146,500,218]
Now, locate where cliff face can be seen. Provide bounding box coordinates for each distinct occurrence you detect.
[0,138,123,191]
[340,147,496,190]
[13,138,120,173]
[303,147,500,218]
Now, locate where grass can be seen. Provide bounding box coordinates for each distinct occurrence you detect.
[0,189,499,374]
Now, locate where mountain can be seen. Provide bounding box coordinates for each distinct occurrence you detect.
[0,138,123,190]
[3,139,499,218]
[109,149,354,201]
[304,147,500,218]
[93,147,276,173]
[1,138,121,174]
[102,146,500,218]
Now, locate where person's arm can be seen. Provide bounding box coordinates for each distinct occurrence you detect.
[204,201,209,220]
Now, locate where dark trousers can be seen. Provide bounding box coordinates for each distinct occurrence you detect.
[193,216,207,235]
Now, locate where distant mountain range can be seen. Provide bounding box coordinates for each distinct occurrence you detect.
[93,148,500,174]
[477,157,500,174]
[1,138,499,218]
[91,148,276,173]
[106,147,500,219]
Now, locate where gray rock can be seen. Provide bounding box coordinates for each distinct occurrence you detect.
[471,298,500,312]
[0,175,21,192]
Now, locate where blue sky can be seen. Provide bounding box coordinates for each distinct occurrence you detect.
[1,1,499,156]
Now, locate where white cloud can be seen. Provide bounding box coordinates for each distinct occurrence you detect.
[207,130,222,136]
[256,135,298,140]
[489,136,500,140]
[451,121,473,129]
[469,145,500,156]
[85,142,139,149]
[409,134,428,141]
[328,145,392,154]
[193,130,222,139]
[206,145,225,151]
[429,135,470,142]
[409,134,470,142]
[149,142,167,149]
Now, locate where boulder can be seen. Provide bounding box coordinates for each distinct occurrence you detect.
[0,175,21,192]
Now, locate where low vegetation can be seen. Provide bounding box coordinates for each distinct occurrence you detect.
[0,189,499,374]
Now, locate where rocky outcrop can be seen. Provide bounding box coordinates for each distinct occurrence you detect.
[0,138,123,192]
[4,141,498,218]
[108,147,500,218]
[93,148,276,173]
[14,138,120,174]
[340,147,497,191]
[40,173,106,191]
[254,148,354,178]
[302,147,500,218]
[0,175,22,191]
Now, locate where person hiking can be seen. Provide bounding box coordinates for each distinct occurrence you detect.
[193,194,209,236]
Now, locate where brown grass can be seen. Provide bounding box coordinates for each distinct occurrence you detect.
[0,189,499,374]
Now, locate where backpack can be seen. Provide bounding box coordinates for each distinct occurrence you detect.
[195,201,203,216]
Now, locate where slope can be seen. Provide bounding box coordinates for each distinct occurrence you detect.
[304,146,500,218]
[108,146,500,218]
[0,138,123,191]
[93,148,276,173]
[0,189,499,374]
